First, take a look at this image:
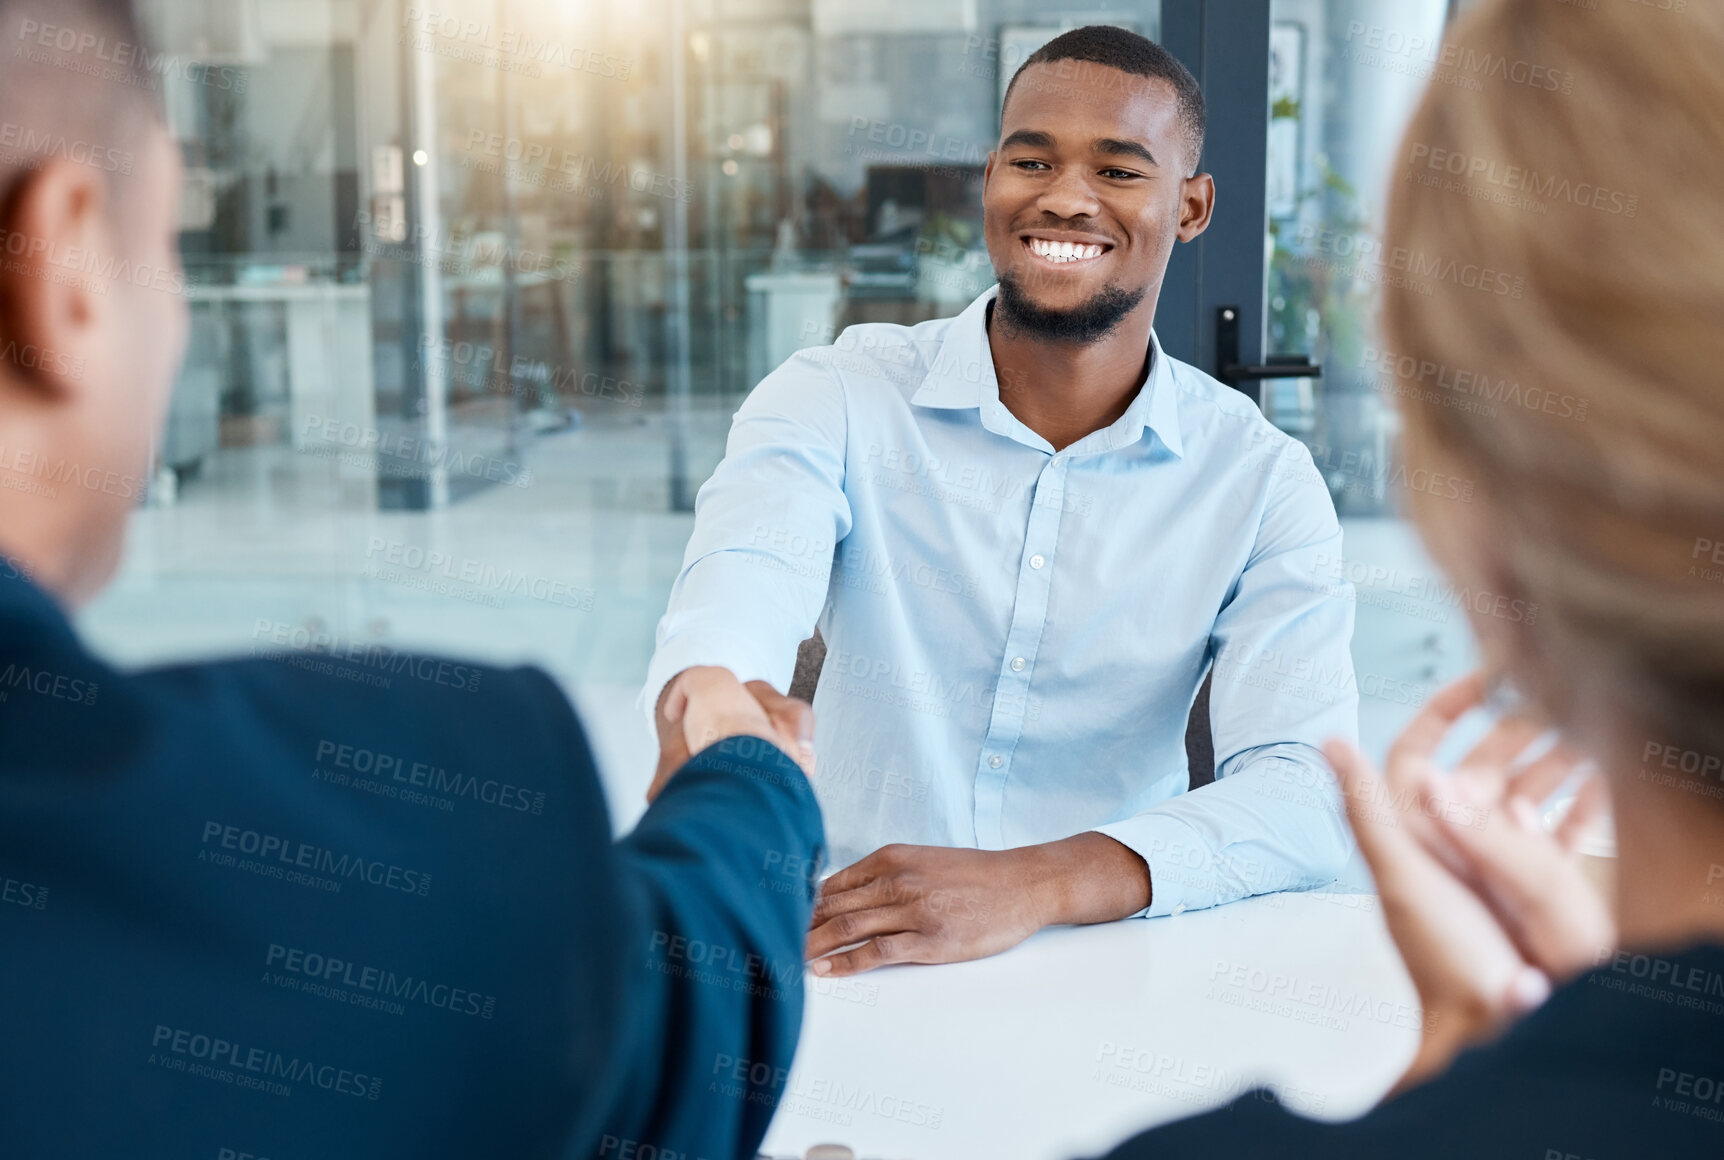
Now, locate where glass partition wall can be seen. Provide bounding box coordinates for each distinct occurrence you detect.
[82,0,1164,821]
[1255,0,1482,757]
[79,0,1490,809]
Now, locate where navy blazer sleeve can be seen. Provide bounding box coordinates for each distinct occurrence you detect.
[0,573,823,1160]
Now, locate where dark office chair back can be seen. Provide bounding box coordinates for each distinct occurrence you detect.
[789,633,1217,789]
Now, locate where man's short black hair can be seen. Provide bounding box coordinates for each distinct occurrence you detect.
[1002,25,1207,176]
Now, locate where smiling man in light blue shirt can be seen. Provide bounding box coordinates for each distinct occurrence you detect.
[644,26,1357,976]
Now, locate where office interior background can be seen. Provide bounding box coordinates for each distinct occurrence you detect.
[84,0,1476,827]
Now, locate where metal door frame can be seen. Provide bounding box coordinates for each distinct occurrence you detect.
[1156,0,1272,381]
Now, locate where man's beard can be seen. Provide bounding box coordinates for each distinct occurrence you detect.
[995,273,1147,345]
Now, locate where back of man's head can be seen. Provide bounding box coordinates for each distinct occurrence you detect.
[1004,25,1206,177]
[0,0,159,190]
[0,0,187,607]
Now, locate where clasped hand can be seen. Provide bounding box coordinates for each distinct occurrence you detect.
[649,667,816,802]
[651,673,1052,974]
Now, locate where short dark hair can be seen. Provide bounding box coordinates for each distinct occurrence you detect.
[1002,25,1207,175]
[0,0,160,202]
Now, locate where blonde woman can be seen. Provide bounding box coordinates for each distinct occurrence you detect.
[1097,0,1724,1155]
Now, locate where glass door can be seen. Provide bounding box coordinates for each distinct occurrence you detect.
[1257,0,1479,757]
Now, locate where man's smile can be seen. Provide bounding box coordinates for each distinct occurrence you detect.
[1021,231,1115,269]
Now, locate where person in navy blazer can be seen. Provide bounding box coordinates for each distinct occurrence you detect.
[0,3,821,1158]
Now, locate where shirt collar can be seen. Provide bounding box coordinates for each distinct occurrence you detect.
[909,285,1184,459]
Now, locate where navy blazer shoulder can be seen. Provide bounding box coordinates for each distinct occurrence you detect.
[0,565,824,1160]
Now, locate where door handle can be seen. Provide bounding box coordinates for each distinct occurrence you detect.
[1215,305,1321,404]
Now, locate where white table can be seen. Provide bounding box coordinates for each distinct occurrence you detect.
[760,890,1418,1160]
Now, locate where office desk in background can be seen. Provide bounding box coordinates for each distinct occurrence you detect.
[759,890,1418,1160]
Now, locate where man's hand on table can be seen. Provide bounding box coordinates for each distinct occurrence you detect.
[649,668,816,802]
[805,832,1152,976]
[1324,672,1615,1093]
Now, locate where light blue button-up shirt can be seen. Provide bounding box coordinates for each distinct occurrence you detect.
[643,286,1358,918]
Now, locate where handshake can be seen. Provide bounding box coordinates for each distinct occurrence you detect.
[649,666,817,801]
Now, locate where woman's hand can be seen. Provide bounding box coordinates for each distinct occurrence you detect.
[1325,672,1616,1091]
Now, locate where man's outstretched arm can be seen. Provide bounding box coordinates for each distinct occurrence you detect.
[639,351,852,741]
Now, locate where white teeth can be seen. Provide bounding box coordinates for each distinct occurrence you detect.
[1028,238,1104,263]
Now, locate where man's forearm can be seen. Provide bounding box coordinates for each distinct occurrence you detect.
[1024,832,1152,927]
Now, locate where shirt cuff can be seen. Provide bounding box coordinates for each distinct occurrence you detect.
[638,629,793,728]
[1091,812,1215,920]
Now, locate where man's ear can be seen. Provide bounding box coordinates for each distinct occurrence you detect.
[0,158,111,400]
[1176,172,1216,243]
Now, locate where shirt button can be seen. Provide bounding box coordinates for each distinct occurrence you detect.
[1010,657,1026,672]
[988,754,1004,769]
[1029,554,1046,570]
[1171,904,1187,916]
